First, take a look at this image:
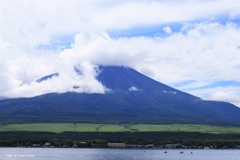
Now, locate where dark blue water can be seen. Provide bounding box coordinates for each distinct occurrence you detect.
[1,148,240,160]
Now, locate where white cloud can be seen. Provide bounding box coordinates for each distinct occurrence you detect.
[66,22,240,84]
[208,90,240,107]
[163,26,172,34]
[129,86,141,91]
[2,60,106,98]
[93,0,240,30]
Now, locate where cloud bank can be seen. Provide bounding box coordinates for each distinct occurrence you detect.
[0,0,240,107]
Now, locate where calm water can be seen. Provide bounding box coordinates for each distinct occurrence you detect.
[1,148,240,160]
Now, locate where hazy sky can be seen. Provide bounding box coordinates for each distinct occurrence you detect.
[1,0,240,106]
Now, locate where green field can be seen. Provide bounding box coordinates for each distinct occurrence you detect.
[1,123,240,134]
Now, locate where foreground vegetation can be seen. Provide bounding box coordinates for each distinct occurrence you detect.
[1,131,240,148]
[1,123,240,134]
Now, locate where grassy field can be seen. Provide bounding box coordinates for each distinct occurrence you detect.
[1,123,240,134]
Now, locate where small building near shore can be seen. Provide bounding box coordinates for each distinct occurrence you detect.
[44,142,51,147]
[145,144,154,148]
[108,143,126,148]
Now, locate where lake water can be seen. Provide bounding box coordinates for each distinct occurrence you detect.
[1,148,240,160]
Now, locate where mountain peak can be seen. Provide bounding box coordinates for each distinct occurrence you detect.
[98,65,171,92]
[36,73,59,83]
[97,66,199,101]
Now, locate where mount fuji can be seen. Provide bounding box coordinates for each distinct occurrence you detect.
[0,66,240,126]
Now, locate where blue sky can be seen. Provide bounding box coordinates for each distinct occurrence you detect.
[0,0,240,106]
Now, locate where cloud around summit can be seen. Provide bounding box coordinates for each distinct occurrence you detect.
[0,0,240,106]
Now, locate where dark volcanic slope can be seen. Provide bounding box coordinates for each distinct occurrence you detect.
[0,66,240,126]
[97,66,198,100]
[98,66,175,91]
